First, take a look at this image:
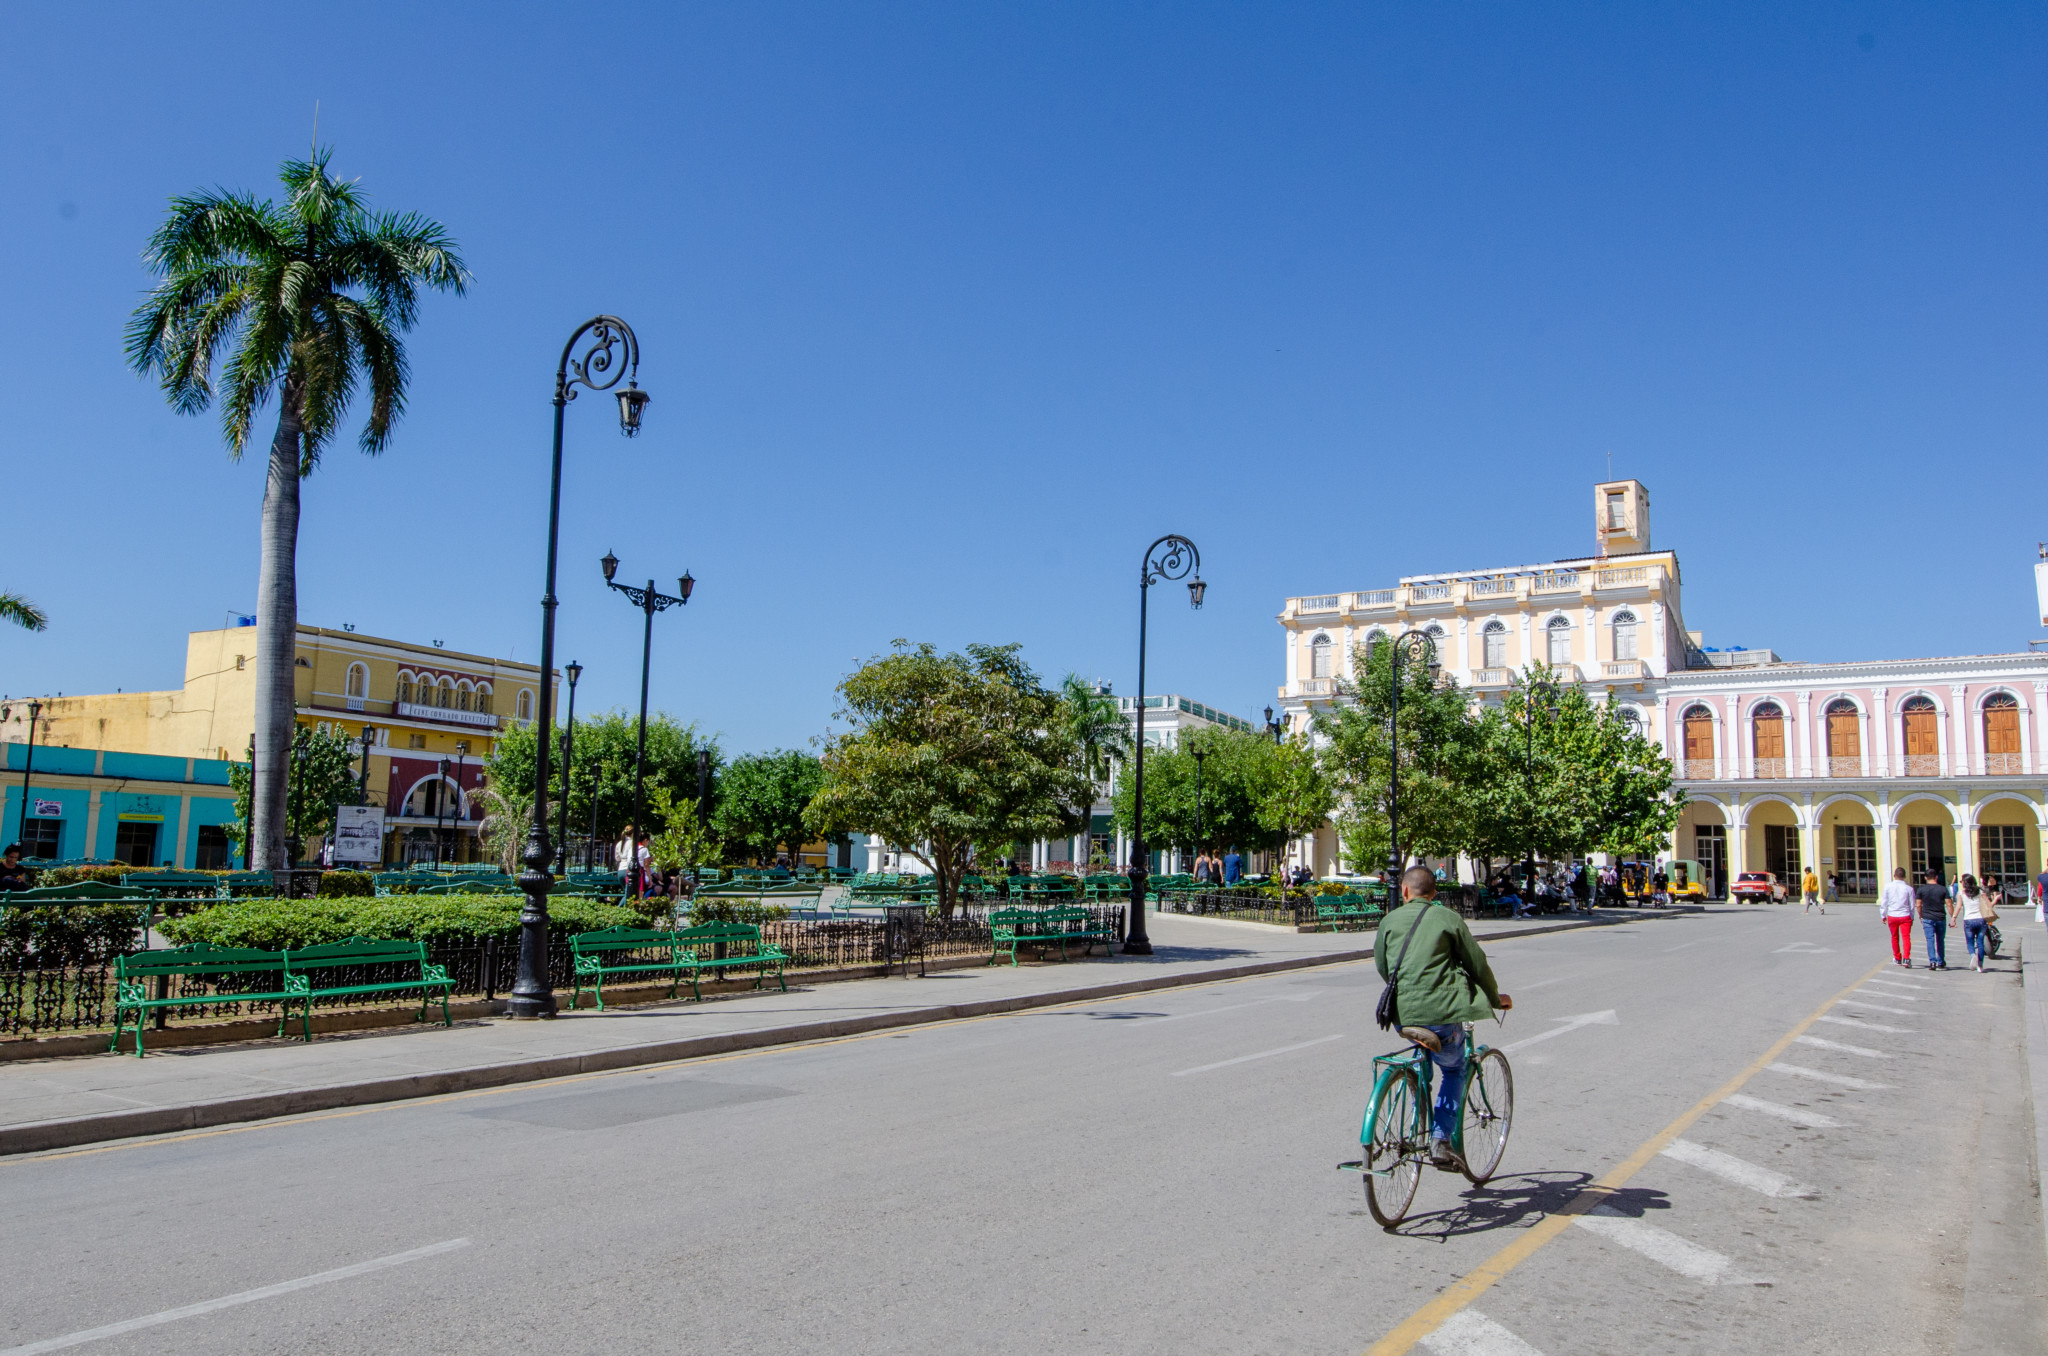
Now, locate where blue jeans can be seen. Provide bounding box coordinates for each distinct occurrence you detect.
[1415,1024,1467,1142]
[1963,918,1988,964]
[1921,917,1947,968]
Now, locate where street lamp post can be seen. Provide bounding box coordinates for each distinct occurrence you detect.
[601,552,693,899]
[1192,745,1207,873]
[511,317,649,1020]
[355,727,378,806]
[435,757,451,869]
[1125,534,1205,955]
[554,661,583,874]
[1521,676,1559,901]
[14,699,43,847]
[1385,630,1440,880]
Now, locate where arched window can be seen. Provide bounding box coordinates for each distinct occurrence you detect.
[396,671,414,705]
[456,680,473,712]
[1546,615,1572,667]
[1482,619,1507,669]
[345,663,368,699]
[475,683,493,716]
[516,689,535,722]
[1682,704,1715,778]
[1363,629,1390,656]
[436,678,453,709]
[1984,693,2021,773]
[1901,696,1939,775]
[1611,610,1638,662]
[1751,701,1786,778]
[1309,634,1333,680]
[1825,698,1861,774]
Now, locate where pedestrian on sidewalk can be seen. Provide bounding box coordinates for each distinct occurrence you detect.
[1878,867,1915,967]
[1948,874,1995,972]
[1802,866,1823,913]
[1916,871,1950,970]
[1222,847,1242,885]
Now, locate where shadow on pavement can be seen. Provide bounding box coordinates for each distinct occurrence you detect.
[1385,1173,1671,1241]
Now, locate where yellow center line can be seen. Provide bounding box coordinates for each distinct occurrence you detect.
[1362,957,1889,1356]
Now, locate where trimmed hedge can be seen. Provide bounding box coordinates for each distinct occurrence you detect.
[688,899,793,926]
[317,870,374,898]
[0,904,146,966]
[158,894,639,951]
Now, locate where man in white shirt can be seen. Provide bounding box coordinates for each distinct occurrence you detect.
[1878,867,1917,969]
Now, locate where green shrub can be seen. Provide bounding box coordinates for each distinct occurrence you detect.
[1317,880,1350,896]
[0,904,146,965]
[317,870,374,898]
[688,899,792,926]
[158,894,638,950]
[42,865,142,887]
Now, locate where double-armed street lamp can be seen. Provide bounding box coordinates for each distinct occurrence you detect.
[1125,534,1205,956]
[355,727,378,806]
[510,318,650,1020]
[602,551,693,898]
[12,699,43,845]
[554,661,583,874]
[1384,630,1440,880]
[1521,675,1561,898]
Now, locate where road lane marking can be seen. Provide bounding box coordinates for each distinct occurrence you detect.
[1794,1035,1888,1058]
[1140,994,1318,1024]
[1661,1138,1818,1199]
[1418,1310,1546,1355]
[0,1239,470,1355]
[1499,1011,1618,1054]
[1773,942,1834,953]
[1170,1034,1344,1076]
[1836,1000,1914,1015]
[1816,1015,1911,1034]
[1573,1205,1770,1285]
[1766,1062,1890,1091]
[1724,1093,1841,1128]
[1859,982,1923,996]
[1363,957,1886,1356]
[1863,979,1927,991]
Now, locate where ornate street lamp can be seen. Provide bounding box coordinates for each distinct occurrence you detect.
[13,699,43,847]
[554,660,583,874]
[511,317,647,1020]
[1125,534,1204,955]
[1385,630,1440,879]
[1192,744,1207,871]
[435,756,451,869]
[603,553,693,900]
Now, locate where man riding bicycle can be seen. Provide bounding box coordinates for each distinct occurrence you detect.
[1375,865,1513,1171]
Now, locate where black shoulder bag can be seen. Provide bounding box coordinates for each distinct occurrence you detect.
[1375,905,1428,1031]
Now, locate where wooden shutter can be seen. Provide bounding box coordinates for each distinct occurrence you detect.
[1902,702,1938,756]
[1753,711,1784,759]
[1826,709,1859,757]
[1683,712,1714,762]
[1984,697,2020,755]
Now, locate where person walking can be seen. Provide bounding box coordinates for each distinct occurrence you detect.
[1915,870,1950,971]
[1878,867,1915,968]
[1802,866,1823,913]
[1222,847,1242,885]
[1949,874,1995,972]
[1377,865,1513,1173]
[1193,849,1216,885]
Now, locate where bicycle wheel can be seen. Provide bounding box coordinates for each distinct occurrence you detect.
[1458,1048,1514,1185]
[1363,1068,1426,1227]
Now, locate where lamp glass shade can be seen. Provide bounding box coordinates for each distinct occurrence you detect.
[1263,705,1273,725]
[600,550,619,583]
[1188,577,1207,610]
[617,383,650,436]
[677,571,695,602]
[565,661,583,686]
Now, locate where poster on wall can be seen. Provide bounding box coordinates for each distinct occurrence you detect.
[32,800,61,817]
[332,805,386,865]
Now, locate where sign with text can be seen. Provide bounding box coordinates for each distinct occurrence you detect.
[32,799,61,818]
[332,805,387,865]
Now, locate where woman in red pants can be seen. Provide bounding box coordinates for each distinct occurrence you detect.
[1878,866,1916,967]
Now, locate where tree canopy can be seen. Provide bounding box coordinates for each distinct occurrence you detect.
[806,641,1090,913]
[713,749,828,865]
[226,724,362,863]
[1109,726,1334,860]
[486,711,719,850]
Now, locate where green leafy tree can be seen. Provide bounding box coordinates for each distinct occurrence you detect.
[127,148,468,875]
[0,593,47,632]
[806,641,1091,915]
[645,784,716,878]
[1058,674,1131,786]
[225,724,362,864]
[1246,734,1338,864]
[487,711,719,855]
[713,750,827,865]
[472,778,535,875]
[1109,726,1277,858]
[1313,639,1480,872]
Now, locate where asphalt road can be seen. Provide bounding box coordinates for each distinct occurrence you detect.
[3,906,2042,1355]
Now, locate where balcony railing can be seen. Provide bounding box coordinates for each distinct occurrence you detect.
[1355,589,1395,607]
[395,701,499,729]
[1533,570,1580,593]
[1298,595,1340,613]
[1751,757,1787,779]
[1596,567,1648,588]
[1601,661,1644,679]
[1471,668,1512,687]
[1295,678,1336,696]
[1986,752,2023,775]
[1681,759,1717,780]
[1469,578,1515,598]
[1410,583,1451,602]
[1903,754,1940,777]
[1828,756,1862,778]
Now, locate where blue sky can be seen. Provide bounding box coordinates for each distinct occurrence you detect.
[3,3,2043,754]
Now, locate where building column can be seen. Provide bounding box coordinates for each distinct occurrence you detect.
[174,794,193,869]
[1871,688,1890,779]
[2035,682,2048,775]
[1874,792,1894,885]
[84,790,104,861]
[1797,691,1814,778]
[1954,790,1975,881]
[1727,792,1746,876]
[1799,793,1818,883]
[1950,684,1970,777]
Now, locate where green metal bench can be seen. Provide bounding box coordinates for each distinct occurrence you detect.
[120,871,226,900]
[283,937,454,1034]
[4,880,157,934]
[676,921,787,994]
[569,926,693,1010]
[111,944,300,1056]
[1313,893,1383,931]
[218,870,275,897]
[988,906,1117,966]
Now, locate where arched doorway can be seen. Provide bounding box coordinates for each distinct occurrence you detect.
[1677,799,1728,899]
[1744,798,1801,881]
[1816,796,1879,899]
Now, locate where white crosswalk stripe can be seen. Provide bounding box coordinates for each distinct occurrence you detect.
[1420,1309,1547,1355]
[1816,1014,1911,1034]
[1795,1034,1887,1058]
[1767,1062,1890,1091]
[1574,1204,1770,1285]
[1661,1138,1819,1199]
[1725,1093,1841,1128]
[1836,1000,1914,1015]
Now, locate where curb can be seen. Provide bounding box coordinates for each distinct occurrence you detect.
[2019,930,2048,1275]
[0,909,1685,1156]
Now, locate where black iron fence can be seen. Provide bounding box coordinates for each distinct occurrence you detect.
[0,903,1128,1040]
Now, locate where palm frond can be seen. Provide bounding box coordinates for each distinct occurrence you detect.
[335,295,407,454]
[0,593,48,632]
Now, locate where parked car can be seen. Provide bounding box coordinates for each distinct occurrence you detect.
[1732,871,1788,903]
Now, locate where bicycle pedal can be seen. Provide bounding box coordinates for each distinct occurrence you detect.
[1336,1160,1364,1172]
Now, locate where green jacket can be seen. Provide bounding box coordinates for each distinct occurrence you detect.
[1374,899,1502,1026]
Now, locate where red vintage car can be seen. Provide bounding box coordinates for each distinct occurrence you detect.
[1732,871,1788,903]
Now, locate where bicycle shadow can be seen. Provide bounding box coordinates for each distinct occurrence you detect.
[1382,1174,1671,1242]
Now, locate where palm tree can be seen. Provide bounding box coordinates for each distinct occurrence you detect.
[1059,673,1132,786]
[126,149,468,872]
[0,593,47,632]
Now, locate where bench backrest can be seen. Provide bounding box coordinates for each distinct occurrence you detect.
[9,880,152,903]
[284,937,430,971]
[121,872,220,892]
[570,926,680,957]
[117,943,289,982]
[673,922,767,950]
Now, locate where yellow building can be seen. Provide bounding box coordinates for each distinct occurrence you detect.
[5,626,555,865]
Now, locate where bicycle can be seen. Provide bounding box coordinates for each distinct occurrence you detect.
[1344,1025,1514,1227]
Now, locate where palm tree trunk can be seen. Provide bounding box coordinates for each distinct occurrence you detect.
[251,385,303,873]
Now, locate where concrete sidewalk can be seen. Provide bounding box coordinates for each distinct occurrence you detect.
[0,906,1696,1154]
